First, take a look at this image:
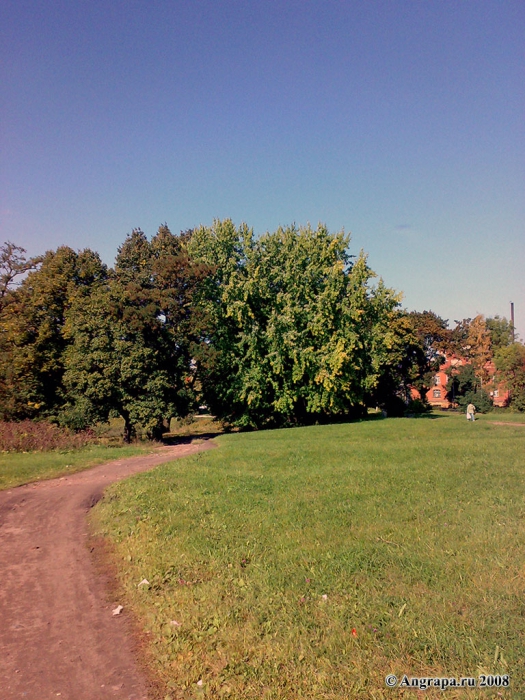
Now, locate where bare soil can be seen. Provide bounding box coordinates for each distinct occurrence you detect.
[0,439,216,700]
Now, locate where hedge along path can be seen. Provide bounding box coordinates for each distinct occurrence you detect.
[0,439,216,700]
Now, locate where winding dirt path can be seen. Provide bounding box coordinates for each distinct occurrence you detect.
[0,439,216,700]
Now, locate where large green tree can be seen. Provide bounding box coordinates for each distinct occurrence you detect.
[1,242,42,418]
[0,246,105,420]
[486,315,515,351]
[369,310,430,414]
[189,220,400,428]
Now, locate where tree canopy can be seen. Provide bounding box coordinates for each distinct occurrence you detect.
[0,246,106,420]
[0,241,42,309]
[63,226,210,440]
[486,315,515,351]
[188,220,401,427]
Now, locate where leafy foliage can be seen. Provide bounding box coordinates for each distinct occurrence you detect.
[0,241,42,309]
[63,226,210,440]
[0,247,106,420]
[449,314,512,377]
[445,363,492,412]
[486,315,516,351]
[404,397,431,415]
[2,224,520,435]
[495,343,525,411]
[458,389,493,413]
[464,314,492,382]
[404,310,448,402]
[189,221,400,427]
[367,311,427,414]
[446,363,478,398]
[407,310,450,357]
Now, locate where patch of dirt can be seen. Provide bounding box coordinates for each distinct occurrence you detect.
[488,421,525,427]
[0,439,216,699]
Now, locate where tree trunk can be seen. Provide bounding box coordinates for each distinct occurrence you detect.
[418,384,430,402]
[149,418,170,442]
[123,413,133,444]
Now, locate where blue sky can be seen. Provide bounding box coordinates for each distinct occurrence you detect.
[1,0,524,337]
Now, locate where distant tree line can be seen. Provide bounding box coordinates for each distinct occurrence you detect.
[1,222,523,439]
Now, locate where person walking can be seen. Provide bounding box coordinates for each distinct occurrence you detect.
[466,402,476,421]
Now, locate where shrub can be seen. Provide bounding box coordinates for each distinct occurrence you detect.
[457,389,493,414]
[0,420,95,453]
[509,392,525,412]
[57,398,98,431]
[374,395,406,417]
[404,398,431,416]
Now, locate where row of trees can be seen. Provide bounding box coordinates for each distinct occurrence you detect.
[1,222,523,438]
[0,227,207,440]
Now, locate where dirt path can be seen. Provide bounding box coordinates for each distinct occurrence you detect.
[0,439,216,700]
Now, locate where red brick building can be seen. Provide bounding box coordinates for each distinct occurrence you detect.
[411,355,509,408]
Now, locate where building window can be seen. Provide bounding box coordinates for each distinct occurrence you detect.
[434,375,441,385]
[433,389,441,398]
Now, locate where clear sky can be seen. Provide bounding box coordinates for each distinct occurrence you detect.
[1,0,524,337]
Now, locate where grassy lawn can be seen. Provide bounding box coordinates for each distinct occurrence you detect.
[0,444,150,491]
[92,413,525,699]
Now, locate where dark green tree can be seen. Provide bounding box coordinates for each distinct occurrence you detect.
[445,363,492,412]
[63,226,209,441]
[406,310,449,403]
[0,242,43,418]
[369,311,429,415]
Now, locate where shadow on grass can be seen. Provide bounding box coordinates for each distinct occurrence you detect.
[160,411,451,444]
[331,411,445,423]
[404,412,444,419]
[172,413,446,438]
[161,432,224,446]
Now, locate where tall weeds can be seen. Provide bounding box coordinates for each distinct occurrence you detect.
[0,420,95,453]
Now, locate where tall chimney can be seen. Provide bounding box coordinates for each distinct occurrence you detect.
[511,302,515,342]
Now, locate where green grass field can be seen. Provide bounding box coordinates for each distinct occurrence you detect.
[92,413,525,699]
[0,444,149,490]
